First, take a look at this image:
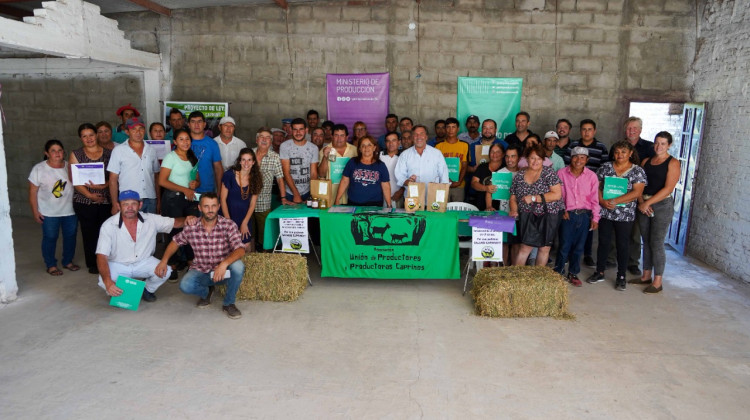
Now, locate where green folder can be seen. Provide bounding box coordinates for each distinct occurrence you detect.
[603,176,628,207]
[109,276,146,311]
[445,157,461,182]
[329,157,350,184]
[491,171,513,200]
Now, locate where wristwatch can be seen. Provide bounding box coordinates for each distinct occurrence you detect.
[532,195,537,203]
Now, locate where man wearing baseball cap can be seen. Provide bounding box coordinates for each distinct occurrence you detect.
[108,117,161,215]
[543,131,566,171]
[554,147,600,286]
[113,104,148,144]
[214,116,247,171]
[458,115,481,144]
[96,190,197,303]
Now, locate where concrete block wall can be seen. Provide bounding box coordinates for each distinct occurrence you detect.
[0,74,143,216]
[110,0,695,144]
[689,0,750,282]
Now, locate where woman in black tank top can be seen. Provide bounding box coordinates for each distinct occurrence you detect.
[633,132,681,293]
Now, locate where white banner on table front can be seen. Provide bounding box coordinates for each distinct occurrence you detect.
[280,217,309,253]
[71,162,105,186]
[471,227,503,262]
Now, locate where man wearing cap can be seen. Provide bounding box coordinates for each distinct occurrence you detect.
[113,104,147,144]
[214,116,247,171]
[280,118,319,203]
[554,147,600,286]
[271,128,286,153]
[377,114,399,150]
[187,111,223,195]
[282,118,293,139]
[156,192,246,319]
[543,131,566,172]
[436,118,469,202]
[458,115,482,144]
[395,125,450,205]
[504,111,534,147]
[108,117,161,214]
[165,108,188,141]
[96,190,197,303]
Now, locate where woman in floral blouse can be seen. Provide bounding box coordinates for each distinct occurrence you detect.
[509,143,564,266]
[587,140,647,291]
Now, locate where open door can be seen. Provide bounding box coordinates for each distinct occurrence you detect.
[667,103,706,255]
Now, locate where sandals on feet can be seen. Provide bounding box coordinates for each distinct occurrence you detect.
[47,267,63,276]
[63,263,80,271]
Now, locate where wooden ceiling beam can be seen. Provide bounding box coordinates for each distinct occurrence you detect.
[126,0,171,17]
[273,0,289,10]
[0,4,29,20]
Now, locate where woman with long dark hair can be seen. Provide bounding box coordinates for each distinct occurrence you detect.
[221,148,262,250]
[69,123,112,274]
[159,129,201,277]
[29,139,78,276]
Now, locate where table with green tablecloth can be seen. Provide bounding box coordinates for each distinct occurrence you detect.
[262,204,323,251]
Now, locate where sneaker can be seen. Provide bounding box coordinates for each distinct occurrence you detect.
[615,275,626,291]
[567,273,583,287]
[168,269,179,283]
[627,265,642,276]
[583,255,595,267]
[222,304,242,319]
[586,272,605,284]
[142,290,157,302]
[196,286,214,308]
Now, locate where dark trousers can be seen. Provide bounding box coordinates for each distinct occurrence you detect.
[161,190,199,264]
[554,211,591,276]
[584,229,593,257]
[73,202,111,269]
[596,218,634,277]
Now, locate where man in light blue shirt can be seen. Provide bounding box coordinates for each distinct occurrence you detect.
[395,125,450,205]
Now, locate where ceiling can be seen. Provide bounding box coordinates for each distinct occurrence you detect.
[0,0,317,19]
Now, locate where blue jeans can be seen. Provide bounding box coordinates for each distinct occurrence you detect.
[179,260,245,306]
[554,211,591,276]
[41,214,78,268]
[141,198,157,214]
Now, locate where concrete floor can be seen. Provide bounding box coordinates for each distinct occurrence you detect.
[1,216,749,419]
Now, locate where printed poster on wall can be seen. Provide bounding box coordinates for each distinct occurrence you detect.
[164,101,229,138]
[471,227,503,262]
[456,77,523,139]
[326,73,390,139]
[279,217,310,253]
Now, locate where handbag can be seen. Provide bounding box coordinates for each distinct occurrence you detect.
[519,194,552,248]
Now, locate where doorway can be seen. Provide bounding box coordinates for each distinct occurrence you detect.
[628,102,706,255]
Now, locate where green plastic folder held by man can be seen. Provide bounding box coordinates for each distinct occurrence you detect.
[109,276,146,311]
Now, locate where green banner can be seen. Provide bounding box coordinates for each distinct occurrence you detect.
[320,211,460,279]
[164,101,229,139]
[456,77,523,139]
[603,176,628,207]
[491,171,513,200]
[445,157,461,182]
[329,157,350,184]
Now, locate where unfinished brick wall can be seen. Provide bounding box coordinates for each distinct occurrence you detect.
[689,0,750,282]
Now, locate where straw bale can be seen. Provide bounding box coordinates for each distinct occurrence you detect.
[216,253,308,302]
[471,266,573,319]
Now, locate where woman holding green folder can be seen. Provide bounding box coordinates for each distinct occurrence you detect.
[587,141,647,291]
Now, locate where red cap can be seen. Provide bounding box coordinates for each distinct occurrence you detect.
[116,104,141,117]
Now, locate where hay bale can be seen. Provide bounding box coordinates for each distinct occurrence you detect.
[471,266,573,319]
[216,253,308,302]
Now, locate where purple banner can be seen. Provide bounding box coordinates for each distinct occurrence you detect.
[469,214,516,233]
[326,73,390,139]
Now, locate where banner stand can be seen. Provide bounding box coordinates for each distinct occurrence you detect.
[272,226,318,286]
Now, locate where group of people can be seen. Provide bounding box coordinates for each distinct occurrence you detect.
[28,105,679,320]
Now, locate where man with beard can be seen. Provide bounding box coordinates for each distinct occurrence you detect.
[157,193,246,319]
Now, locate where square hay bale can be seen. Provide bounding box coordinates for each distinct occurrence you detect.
[471,266,573,319]
[216,253,308,302]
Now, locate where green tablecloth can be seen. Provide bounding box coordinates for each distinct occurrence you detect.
[320,211,460,279]
[262,204,323,250]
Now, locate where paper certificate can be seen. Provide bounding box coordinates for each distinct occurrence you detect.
[71,162,105,186]
[445,157,461,182]
[329,157,350,184]
[145,140,170,161]
[490,171,513,200]
[603,176,628,207]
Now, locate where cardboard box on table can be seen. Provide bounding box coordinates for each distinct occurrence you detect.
[310,179,333,206]
[404,183,425,213]
[427,183,450,212]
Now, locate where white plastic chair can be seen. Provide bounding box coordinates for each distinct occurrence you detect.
[447,202,482,294]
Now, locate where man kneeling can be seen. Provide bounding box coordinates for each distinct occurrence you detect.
[156,193,246,319]
[96,190,196,302]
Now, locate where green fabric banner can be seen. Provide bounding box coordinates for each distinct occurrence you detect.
[456,77,523,138]
[329,157,350,184]
[320,211,460,279]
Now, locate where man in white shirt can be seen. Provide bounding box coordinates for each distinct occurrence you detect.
[108,117,160,214]
[214,116,247,171]
[395,125,450,205]
[380,131,403,207]
[96,190,196,303]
